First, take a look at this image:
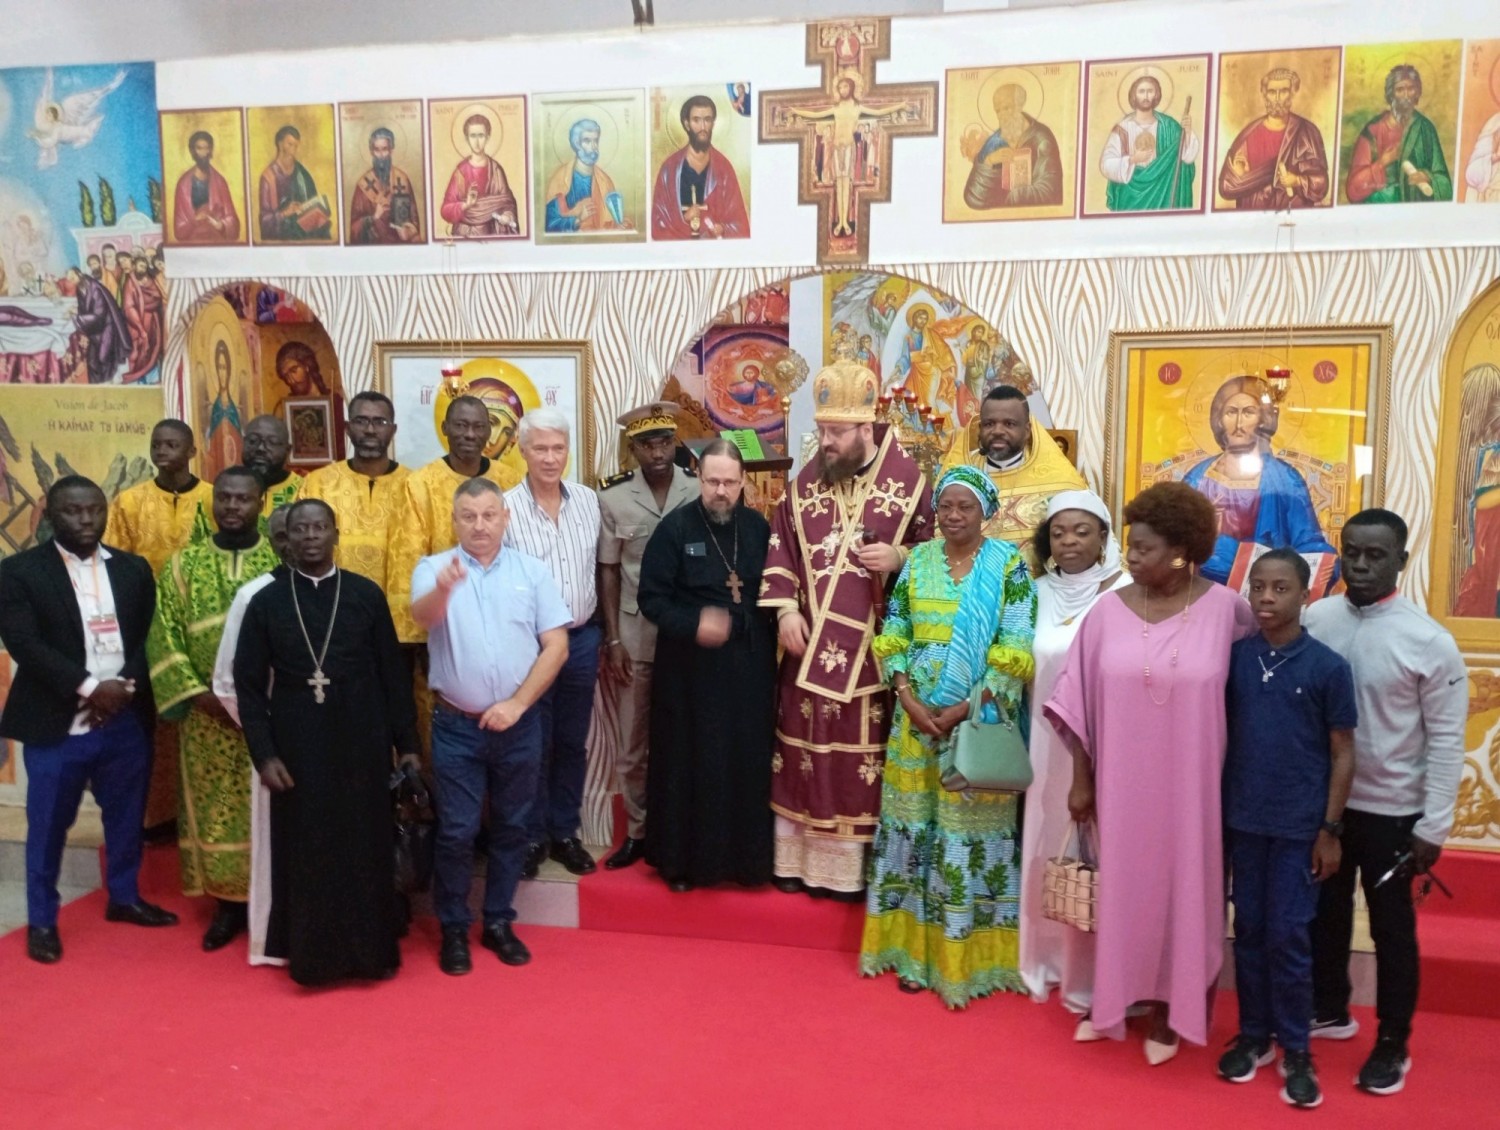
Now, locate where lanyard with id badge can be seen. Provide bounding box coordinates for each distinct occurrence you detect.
[69,554,124,657]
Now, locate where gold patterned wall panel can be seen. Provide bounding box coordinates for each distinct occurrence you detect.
[158,245,1500,849]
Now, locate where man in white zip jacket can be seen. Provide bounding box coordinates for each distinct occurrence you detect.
[1302,508,1467,1098]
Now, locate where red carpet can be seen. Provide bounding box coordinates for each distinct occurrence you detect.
[4,855,1499,1128]
[578,856,865,951]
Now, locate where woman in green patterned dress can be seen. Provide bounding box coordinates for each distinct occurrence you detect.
[861,465,1038,1007]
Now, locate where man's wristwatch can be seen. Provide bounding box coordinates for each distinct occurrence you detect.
[1320,818,1344,838]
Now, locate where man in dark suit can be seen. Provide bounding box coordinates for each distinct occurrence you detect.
[0,476,179,964]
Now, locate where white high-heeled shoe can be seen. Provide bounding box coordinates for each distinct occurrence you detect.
[1144,1036,1180,1065]
[1074,1016,1105,1043]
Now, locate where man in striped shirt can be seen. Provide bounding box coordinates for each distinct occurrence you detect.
[503,408,603,878]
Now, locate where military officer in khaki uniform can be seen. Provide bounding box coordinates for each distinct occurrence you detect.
[597,402,699,869]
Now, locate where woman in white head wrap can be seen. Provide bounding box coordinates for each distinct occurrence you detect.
[1019,489,1128,1021]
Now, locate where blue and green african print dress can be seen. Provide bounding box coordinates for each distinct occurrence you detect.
[862,536,1037,1008]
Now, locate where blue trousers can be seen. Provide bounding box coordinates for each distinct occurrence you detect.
[1230,828,1321,1051]
[24,712,149,929]
[527,623,601,843]
[430,705,542,930]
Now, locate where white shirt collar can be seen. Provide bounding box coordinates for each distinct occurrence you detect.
[985,448,1026,473]
[56,541,112,565]
[295,564,337,585]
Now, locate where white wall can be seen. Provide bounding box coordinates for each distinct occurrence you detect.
[153,0,1500,282]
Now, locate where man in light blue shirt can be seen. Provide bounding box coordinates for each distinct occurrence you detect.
[411,477,570,975]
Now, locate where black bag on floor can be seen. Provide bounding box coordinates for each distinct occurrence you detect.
[393,764,435,895]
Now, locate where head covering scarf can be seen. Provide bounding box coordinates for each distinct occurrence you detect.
[934,465,1000,519]
[1038,489,1124,628]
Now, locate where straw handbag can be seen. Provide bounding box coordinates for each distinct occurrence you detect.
[1042,822,1098,933]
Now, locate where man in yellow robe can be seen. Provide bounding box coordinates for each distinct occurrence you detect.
[942,385,1086,555]
[300,391,410,592]
[386,395,520,644]
[105,419,216,574]
[105,419,217,831]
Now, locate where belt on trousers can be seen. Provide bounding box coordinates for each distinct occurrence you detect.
[432,693,485,722]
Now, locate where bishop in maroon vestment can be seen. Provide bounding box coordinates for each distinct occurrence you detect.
[759,361,932,897]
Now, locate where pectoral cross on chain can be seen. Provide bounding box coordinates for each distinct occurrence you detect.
[308,668,331,704]
[726,570,743,605]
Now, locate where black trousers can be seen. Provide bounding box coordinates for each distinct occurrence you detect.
[1310,808,1420,1044]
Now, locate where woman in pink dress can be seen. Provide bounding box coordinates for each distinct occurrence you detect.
[1045,482,1254,1064]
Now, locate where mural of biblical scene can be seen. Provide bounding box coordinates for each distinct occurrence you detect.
[760,19,937,265]
[1339,41,1461,205]
[339,100,428,245]
[160,107,247,248]
[0,63,165,385]
[824,271,1045,443]
[1108,327,1391,600]
[533,90,646,244]
[660,282,791,465]
[943,61,1081,223]
[0,383,163,786]
[246,104,338,245]
[649,85,752,241]
[1214,47,1342,211]
[675,325,794,456]
[1081,55,1210,217]
[428,95,528,241]
[186,283,344,479]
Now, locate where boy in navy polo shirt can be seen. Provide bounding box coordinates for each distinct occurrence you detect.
[1218,549,1357,1109]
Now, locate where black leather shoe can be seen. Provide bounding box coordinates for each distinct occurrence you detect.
[604,836,646,870]
[548,837,597,875]
[202,901,247,951]
[27,926,62,964]
[666,878,694,893]
[772,876,804,894]
[522,841,547,880]
[104,900,180,927]
[439,927,472,975]
[480,922,532,966]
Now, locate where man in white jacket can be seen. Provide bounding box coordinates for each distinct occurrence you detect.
[1303,508,1467,1098]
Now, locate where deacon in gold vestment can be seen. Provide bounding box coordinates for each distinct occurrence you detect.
[759,361,932,898]
[104,419,217,829]
[299,391,411,592]
[941,385,1085,558]
[387,395,520,644]
[105,419,216,574]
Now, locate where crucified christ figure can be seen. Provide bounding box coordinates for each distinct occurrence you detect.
[786,73,911,237]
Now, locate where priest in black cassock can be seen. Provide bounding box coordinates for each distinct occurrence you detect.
[638,440,776,891]
[234,498,420,986]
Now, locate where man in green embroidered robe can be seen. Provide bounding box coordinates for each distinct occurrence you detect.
[1101,74,1200,212]
[147,467,281,951]
[1346,64,1452,204]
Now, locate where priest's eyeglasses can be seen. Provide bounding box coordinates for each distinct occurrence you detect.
[348,415,392,429]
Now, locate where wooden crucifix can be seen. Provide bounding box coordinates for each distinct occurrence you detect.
[759,19,938,266]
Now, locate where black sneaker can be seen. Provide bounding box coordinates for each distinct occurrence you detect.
[1279,1049,1323,1108]
[1356,1037,1411,1095]
[1309,1014,1360,1040]
[1217,1034,1275,1083]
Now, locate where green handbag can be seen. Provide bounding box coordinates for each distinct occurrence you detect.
[940,683,1033,793]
